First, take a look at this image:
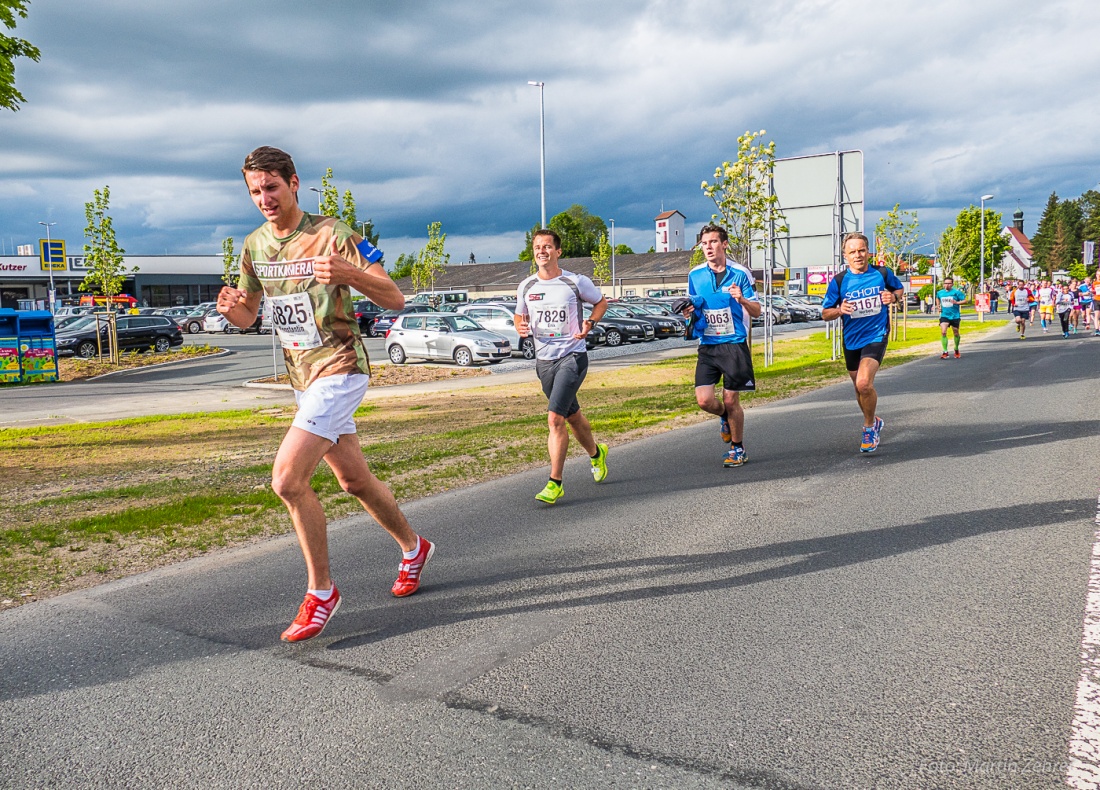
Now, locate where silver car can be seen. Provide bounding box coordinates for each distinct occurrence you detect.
[455,302,536,360]
[385,313,511,366]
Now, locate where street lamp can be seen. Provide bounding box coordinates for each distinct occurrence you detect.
[609,219,616,299]
[527,80,546,228]
[38,221,57,313]
[309,187,322,214]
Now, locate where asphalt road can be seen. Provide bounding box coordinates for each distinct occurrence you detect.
[3,325,1098,788]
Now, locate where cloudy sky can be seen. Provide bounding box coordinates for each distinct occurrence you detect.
[2,0,1098,266]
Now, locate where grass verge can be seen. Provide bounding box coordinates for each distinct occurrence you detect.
[0,321,1007,605]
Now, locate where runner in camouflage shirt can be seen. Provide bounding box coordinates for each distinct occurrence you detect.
[217,146,435,644]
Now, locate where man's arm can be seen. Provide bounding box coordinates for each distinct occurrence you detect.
[216,287,262,329]
[312,238,405,311]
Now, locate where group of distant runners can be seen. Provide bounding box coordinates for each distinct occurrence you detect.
[219,145,1080,644]
[1005,276,1099,339]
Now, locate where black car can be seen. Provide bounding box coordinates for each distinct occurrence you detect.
[56,314,185,358]
[354,299,386,336]
[606,303,686,338]
[372,304,438,335]
[587,309,655,346]
[770,296,819,323]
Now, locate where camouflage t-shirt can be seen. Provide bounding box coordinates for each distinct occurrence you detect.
[238,213,384,392]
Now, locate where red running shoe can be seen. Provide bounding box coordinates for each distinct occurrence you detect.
[392,538,435,597]
[954,350,961,359]
[281,586,341,642]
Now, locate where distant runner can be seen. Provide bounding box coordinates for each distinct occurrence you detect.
[936,277,967,359]
[1055,283,1075,338]
[1037,280,1055,333]
[1009,281,1032,339]
[677,224,762,467]
[217,146,435,643]
[821,232,905,453]
[515,228,609,504]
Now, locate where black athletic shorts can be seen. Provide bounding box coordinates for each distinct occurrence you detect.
[843,340,888,372]
[939,317,961,329]
[695,341,756,391]
[536,352,588,417]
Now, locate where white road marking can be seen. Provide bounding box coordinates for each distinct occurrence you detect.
[1066,493,1100,789]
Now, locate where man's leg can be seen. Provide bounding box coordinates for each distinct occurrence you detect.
[940,321,949,356]
[721,389,744,443]
[695,384,724,417]
[952,326,961,352]
[271,427,341,591]
[322,432,417,553]
[547,410,571,481]
[849,358,881,427]
[564,410,599,458]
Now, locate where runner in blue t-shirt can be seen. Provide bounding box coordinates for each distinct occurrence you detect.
[1077,278,1093,334]
[936,278,967,359]
[678,224,761,467]
[821,232,905,453]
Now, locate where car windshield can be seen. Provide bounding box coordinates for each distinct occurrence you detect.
[606,306,636,318]
[446,315,483,332]
[57,316,99,333]
[380,309,401,317]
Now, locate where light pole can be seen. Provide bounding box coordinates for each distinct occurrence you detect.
[980,194,994,323]
[609,219,616,299]
[527,80,546,228]
[38,221,57,313]
[310,187,323,214]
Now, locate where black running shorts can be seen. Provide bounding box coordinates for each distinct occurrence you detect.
[843,340,887,372]
[939,317,961,329]
[694,341,756,391]
[536,352,588,417]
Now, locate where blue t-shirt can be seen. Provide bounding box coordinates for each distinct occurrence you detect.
[823,265,904,350]
[936,288,966,320]
[1078,284,1093,305]
[687,259,758,345]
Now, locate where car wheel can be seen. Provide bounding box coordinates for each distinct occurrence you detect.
[367,322,380,338]
[453,346,473,367]
[605,329,623,347]
[154,337,170,353]
[76,340,98,358]
[388,344,406,364]
[187,321,202,334]
[520,337,536,360]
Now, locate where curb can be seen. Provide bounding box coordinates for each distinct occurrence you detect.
[85,348,232,381]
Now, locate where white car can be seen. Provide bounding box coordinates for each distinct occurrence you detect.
[455,302,536,360]
[203,310,272,334]
[385,313,511,366]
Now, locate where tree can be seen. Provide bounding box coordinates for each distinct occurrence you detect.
[389,251,416,280]
[701,129,788,266]
[411,221,448,293]
[1,0,39,112]
[951,205,1009,286]
[614,244,634,255]
[874,203,922,272]
[318,168,340,218]
[590,232,611,285]
[80,186,136,305]
[221,236,238,287]
[935,226,965,280]
[689,246,705,268]
[1030,192,1060,274]
[318,168,383,261]
[518,223,539,262]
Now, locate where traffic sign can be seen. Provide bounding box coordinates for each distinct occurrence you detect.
[39,239,66,271]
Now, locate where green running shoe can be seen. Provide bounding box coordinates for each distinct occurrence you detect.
[590,444,609,483]
[535,480,564,504]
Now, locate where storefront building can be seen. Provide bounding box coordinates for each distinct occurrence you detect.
[0,252,224,309]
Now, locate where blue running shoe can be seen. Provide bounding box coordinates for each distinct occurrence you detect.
[723,445,747,467]
[860,417,883,453]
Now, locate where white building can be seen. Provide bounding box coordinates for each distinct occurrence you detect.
[999,208,1034,281]
[654,210,685,252]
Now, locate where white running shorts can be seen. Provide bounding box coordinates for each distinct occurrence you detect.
[292,373,370,443]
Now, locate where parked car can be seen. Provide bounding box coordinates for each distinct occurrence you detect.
[354,299,386,336]
[203,310,271,334]
[783,296,823,321]
[372,304,438,335]
[456,302,535,359]
[770,295,819,323]
[154,306,194,320]
[53,306,91,320]
[385,313,511,366]
[56,315,185,358]
[588,309,655,346]
[604,304,685,338]
[751,301,792,327]
[177,307,216,334]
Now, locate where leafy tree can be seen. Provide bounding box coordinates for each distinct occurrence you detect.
[614,244,634,255]
[549,211,588,258]
[0,0,39,112]
[518,223,539,262]
[1080,190,1100,255]
[389,251,416,280]
[411,221,448,293]
[318,168,340,218]
[701,129,788,266]
[80,186,136,308]
[874,203,922,272]
[935,226,965,280]
[590,232,611,285]
[1030,192,1060,274]
[221,236,238,287]
[1032,192,1086,276]
[689,246,705,268]
[952,205,1009,286]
